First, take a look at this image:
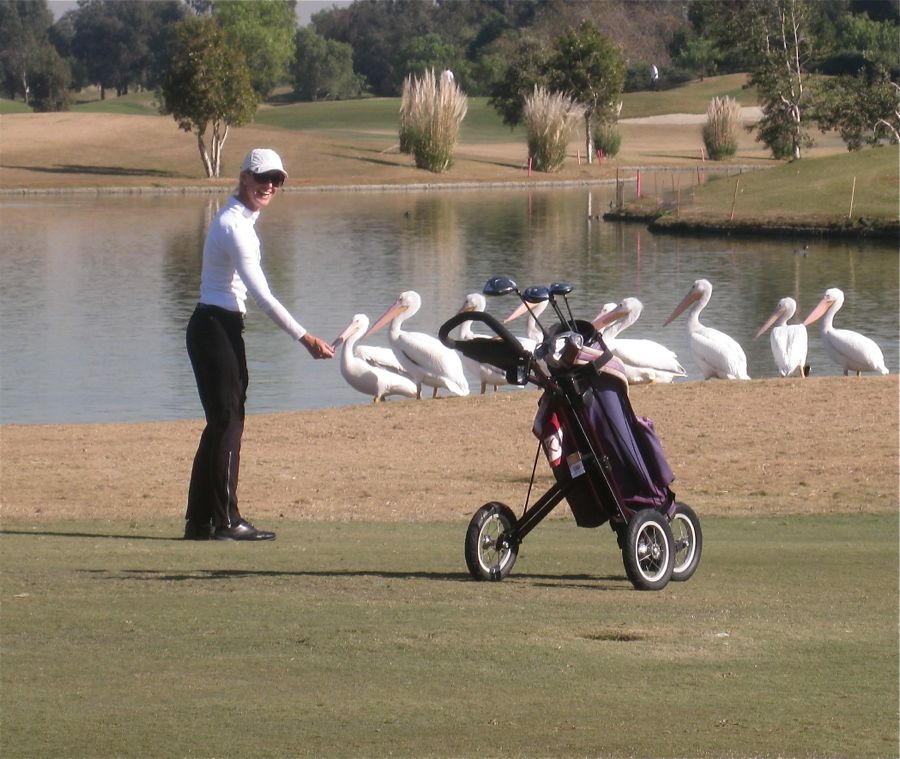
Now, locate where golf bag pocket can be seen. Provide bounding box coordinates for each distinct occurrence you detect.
[533,396,610,528]
[580,373,675,511]
[633,415,675,486]
[536,405,564,466]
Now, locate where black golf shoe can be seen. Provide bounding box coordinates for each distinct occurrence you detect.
[213,520,276,541]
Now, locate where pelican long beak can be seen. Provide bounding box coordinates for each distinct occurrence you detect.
[365,299,406,338]
[802,296,832,326]
[331,318,358,350]
[592,304,626,330]
[576,345,609,363]
[503,301,530,323]
[663,289,700,326]
[753,307,783,340]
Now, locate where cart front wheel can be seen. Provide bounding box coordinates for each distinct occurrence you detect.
[465,502,518,581]
[671,502,702,582]
[622,509,674,591]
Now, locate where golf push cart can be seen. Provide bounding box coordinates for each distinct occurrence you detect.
[438,276,702,591]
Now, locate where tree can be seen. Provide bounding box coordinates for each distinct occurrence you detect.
[312,0,436,96]
[291,26,363,101]
[70,0,186,99]
[734,0,820,160]
[158,15,258,178]
[545,20,625,164]
[487,35,549,128]
[834,9,899,72]
[47,11,89,90]
[677,0,753,74]
[0,0,54,104]
[814,63,900,148]
[213,0,297,98]
[698,0,830,159]
[28,43,72,111]
[669,27,718,80]
[396,33,468,90]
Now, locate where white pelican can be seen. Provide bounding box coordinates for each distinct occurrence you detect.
[332,314,418,402]
[753,297,809,378]
[594,302,617,327]
[366,290,470,398]
[802,287,888,376]
[502,299,549,350]
[664,279,750,380]
[592,297,687,384]
[592,301,652,383]
[457,293,507,394]
[353,343,409,377]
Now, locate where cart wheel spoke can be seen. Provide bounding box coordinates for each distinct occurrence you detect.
[465,502,518,581]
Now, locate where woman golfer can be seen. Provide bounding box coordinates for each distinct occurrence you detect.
[184,148,334,541]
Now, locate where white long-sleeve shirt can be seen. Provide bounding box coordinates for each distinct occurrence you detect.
[199,195,307,340]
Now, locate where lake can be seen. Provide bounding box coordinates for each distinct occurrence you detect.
[1,185,896,424]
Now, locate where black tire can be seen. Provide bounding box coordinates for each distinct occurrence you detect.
[465,502,518,581]
[621,509,674,591]
[670,502,702,582]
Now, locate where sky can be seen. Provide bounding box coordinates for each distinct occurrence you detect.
[47,0,355,26]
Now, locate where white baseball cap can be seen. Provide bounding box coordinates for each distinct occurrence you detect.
[241,148,288,178]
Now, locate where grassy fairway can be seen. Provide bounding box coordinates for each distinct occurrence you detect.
[0,74,756,141]
[3,74,888,199]
[667,144,900,224]
[0,73,755,121]
[2,515,896,758]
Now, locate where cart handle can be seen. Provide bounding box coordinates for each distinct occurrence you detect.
[438,311,532,373]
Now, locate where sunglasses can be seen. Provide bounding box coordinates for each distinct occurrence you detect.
[251,171,285,187]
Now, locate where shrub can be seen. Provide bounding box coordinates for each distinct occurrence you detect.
[756,112,802,160]
[593,122,622,157]
[398,76,416,154]
[399,69,467,172]
[522,86,585,172]
[702,95,741,160]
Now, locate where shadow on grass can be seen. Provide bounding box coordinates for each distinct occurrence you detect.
[1,529,174,541]
[2,530,631,587]
[454,153,527,170]
[323,151,408,170]
[3,163,180,178]
[334,151,525,174]
[638,152,773,165]
[78,567,629,587]
[88,567,474,582]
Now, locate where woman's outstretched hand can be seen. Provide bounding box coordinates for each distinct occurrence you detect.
[300,333,335,360]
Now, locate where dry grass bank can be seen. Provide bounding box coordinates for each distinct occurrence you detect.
[2,376,896,527]
[0,109,849,193]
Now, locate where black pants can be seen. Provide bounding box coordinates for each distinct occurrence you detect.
[185,304,248,529]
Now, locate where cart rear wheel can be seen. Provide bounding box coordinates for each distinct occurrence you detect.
[670,502,702,582]
[465,502,518,581]
[622,509,674,591]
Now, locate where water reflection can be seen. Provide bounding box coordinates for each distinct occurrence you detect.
[1,186,896,424]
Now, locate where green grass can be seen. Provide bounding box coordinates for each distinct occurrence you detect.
[253,74,758,140]
[256,96,521,144]
[0,72,753,132]
[257,96,400,133]
[682,145,899,221]
[2,514,897,758]
[621,73,757,119]
[73,97,161,116]
[0,98,31,114]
